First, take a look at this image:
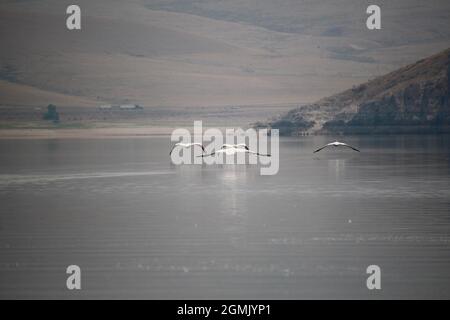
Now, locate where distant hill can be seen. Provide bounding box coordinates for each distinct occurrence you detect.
[265,48,450,134]
[1,0,450,108]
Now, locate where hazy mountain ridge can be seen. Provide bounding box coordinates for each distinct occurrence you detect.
[1,0,450,108]
[145,0,450,45]
[266,48,450,134]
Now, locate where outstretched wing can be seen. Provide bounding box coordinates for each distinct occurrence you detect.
[247,150,271,157]
[169,144,178,155]
[193,143,206,153]
[197,151,216,157]
[236,144,249,150]
[313,145,329,153]
[343,144,360,152]
[170,143,205,155]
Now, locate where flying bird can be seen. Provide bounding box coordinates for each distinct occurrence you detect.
[199,145,270,157]
[169,143,205,155]
[220,143,249,150]
[313,141,360,153]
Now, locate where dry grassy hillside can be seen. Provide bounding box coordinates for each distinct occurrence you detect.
[0,0,449,108]
[267,48,450,134]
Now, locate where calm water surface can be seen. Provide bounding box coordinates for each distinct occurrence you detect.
[0,135,449,299]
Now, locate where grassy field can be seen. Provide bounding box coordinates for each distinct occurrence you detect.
[0,104,294,137]
[1,0,449,108]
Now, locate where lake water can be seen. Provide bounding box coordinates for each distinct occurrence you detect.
[0,135,449,299]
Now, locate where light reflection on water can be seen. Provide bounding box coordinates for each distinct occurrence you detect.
[0,135,449,299]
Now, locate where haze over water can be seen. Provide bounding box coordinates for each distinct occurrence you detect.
[0,135,449,299]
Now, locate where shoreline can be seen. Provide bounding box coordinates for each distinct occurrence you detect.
[0,104,295,139]
[0,127,177,139]
[2,127,450,139]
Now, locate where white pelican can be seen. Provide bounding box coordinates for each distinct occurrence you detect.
[220,143,249,150]
[199,145,270,157]
[169,143,205,155]
[313,141,360,153]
